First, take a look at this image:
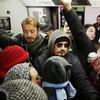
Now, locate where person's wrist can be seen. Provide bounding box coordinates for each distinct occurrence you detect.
[66,4,72,11]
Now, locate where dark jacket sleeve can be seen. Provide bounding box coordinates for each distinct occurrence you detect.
[67,53,100,100]
[62,9,96,54]
[33,57,43,76]
[33,52,48,76]
[0,34,17,48]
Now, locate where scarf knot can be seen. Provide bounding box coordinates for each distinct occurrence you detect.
[42,81,76,100]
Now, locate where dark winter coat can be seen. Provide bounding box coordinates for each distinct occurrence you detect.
[33,25,100,100]
[34,51,100,100]
[62,9,96,75]
[0,33,48,63]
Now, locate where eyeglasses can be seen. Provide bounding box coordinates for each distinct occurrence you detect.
[56,43,69,48]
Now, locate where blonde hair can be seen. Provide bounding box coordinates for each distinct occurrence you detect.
[21,17,40,29]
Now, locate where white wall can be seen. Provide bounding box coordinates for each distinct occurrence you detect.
[89,0,100,6]
[28,7,51,24]
[0,0,28,35]
[28,7,45,22]
[85,6,100,25]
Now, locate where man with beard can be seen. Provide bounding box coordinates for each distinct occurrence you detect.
[0,17,48,63]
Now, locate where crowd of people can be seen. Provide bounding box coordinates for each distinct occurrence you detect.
[0,0,100,100]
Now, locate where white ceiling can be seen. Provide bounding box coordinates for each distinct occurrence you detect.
[89,0,100,6]
[21,0,55,6]
[21,0,100,7]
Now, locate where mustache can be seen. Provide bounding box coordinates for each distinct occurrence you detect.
[59,50,66,54]
[26,37,33,40]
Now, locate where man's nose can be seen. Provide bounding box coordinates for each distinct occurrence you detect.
[27,31,31,37]
[61,45,66,49]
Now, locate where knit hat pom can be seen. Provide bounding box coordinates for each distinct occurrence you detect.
[0,45,29,78]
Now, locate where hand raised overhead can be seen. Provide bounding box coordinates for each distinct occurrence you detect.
[60,0,72,11]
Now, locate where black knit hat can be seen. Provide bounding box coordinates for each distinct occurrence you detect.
[0,79,48,100]
[42,56,72,84]
[55,37,70,47]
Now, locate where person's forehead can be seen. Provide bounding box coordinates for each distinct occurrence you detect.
[64,22,68,26]
[30,67,38,76]
[56,41,68,44]
[97,17,100,20]
[87,26,95,30]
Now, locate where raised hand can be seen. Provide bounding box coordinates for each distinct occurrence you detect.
[60,0,72,11]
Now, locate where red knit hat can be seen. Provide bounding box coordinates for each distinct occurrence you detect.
[0,45,29,78]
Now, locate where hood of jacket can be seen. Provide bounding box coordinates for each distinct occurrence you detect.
[42,56,72,83]
[48,29,72,55]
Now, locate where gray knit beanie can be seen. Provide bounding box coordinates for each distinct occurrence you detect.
[0,79,48,100]
[5,62,30,81]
